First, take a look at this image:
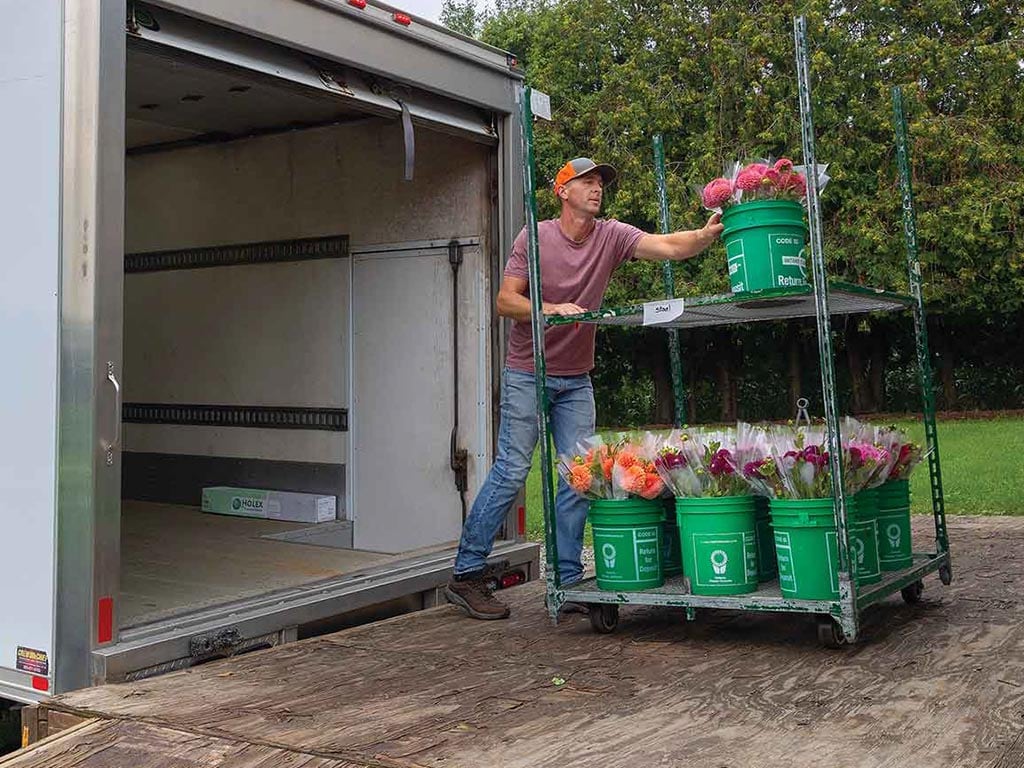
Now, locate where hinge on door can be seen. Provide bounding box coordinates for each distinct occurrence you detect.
[189,628,242,658]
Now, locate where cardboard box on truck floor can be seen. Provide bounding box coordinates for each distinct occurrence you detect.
[202,487,337,524]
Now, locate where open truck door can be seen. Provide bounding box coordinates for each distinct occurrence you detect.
[0,0,126,700]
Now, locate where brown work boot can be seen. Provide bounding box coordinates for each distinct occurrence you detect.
[445,573,511,620]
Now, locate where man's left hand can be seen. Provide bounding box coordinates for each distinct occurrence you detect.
[701,212,724,244]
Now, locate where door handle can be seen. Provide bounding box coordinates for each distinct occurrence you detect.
[102,361,121,465]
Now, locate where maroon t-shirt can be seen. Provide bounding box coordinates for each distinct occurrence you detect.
[504,218,645,375]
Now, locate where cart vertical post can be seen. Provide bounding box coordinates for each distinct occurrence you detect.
[652,134,686,427]
[520,88,562,619]
[794,16,859,640]
[892,86,952,577]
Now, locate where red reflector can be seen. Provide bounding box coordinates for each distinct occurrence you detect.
[31,676,49,692]
[98,597,114,644]
[517,505,526,537]
[393,12,412,25]
[500,570,525,589]
[348,0,367,8]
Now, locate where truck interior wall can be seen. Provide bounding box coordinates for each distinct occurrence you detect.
[123,119,493,538]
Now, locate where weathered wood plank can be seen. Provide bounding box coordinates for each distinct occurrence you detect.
[1,720,377,768]
[41,517,1024,767]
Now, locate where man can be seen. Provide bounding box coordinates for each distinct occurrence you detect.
[446,157,724,619]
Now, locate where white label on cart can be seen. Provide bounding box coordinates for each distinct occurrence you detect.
[530,89,552,120]
[642,298,684,326]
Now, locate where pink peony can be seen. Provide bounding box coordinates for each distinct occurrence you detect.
[701,177,734,209]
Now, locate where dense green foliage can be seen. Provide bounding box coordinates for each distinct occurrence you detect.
[443,0,1024,422]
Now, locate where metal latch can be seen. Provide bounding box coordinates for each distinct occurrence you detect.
[189,628,242,658]
[451,447,469,492]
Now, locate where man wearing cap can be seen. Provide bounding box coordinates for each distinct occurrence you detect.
[446,157,723,620]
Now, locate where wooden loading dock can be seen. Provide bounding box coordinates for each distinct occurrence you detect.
[10,515,1024,768]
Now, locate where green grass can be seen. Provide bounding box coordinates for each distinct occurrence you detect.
[523,416,1024,542]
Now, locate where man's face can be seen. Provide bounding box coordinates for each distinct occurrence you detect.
[558,170,604,215]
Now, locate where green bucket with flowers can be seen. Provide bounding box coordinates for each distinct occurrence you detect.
[702,159,818,294]
[558,435,666,591]
[654,427,761,595]
[745,425,893,598]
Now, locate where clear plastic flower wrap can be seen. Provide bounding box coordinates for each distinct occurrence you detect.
[653,426,762,497]
[841,417,897,489]
[878,425,926,481]
[652,429,703,497]
[741,423,880,499]
[610,433,665,500]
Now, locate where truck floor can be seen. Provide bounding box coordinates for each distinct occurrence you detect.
[120,501,414,626]
[12,515,1024,768]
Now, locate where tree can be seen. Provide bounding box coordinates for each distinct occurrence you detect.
[441,0,483,36]
[482,0,1024,422]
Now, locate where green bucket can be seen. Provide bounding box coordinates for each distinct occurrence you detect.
[661,497,684,577]
[721,199,808,293]
[770,496,881,599]
[676,496,758,596]
[850,489,882,586]
[770,497,841,600]
[589,498,664,591]
[754,496,777,582]
[876,479,913,571]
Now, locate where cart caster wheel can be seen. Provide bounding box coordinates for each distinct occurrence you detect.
[589,604,619,634]
[901,580,924,604]
[939,563,953,585]
[816,617,848,649]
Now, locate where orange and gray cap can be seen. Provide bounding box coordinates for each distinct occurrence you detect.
[553,157,617,192]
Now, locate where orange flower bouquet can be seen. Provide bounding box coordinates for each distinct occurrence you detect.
[557,435,614,500]
[558,433,665,500]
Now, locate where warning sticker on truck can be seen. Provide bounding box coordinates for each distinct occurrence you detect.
[16,646,49,676]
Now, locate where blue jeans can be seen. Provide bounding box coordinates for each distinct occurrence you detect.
[454,367,595,586]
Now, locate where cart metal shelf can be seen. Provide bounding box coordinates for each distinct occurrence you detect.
[545,281,913,330]
[519,16,951,646]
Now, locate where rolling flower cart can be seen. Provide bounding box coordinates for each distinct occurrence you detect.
[521,16,952,646]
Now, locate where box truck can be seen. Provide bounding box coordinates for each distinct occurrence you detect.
[1,0,537,702]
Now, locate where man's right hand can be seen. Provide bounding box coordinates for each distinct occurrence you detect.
[543,302,587,316]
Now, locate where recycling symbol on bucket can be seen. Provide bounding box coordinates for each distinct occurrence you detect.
[601,543,617,569]
[887,524,902,549]
[710,549,729,576]
[852,537,865,566]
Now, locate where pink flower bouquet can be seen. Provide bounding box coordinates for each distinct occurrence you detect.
[740,425,881,499]
[878,426,926,481]
[654,427,764,498]
[700,158,830,213]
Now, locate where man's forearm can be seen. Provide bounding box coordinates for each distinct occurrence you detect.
[663,228,716,261]
[497,289,534,321]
